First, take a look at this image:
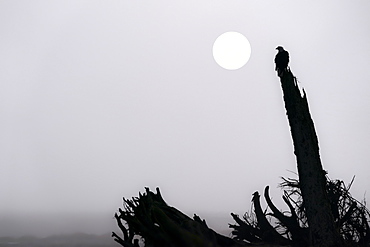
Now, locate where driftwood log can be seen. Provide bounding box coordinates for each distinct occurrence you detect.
[112,187,241,247]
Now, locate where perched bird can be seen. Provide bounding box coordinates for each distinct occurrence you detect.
[274,46,289,76]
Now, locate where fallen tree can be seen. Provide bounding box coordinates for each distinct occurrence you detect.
[112,187,240,247]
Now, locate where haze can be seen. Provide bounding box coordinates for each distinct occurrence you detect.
[1,1,370,237]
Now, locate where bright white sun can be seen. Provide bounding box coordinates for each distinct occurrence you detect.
[213,31,251,70]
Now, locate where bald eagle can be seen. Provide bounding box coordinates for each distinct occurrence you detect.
[274,46,289,76]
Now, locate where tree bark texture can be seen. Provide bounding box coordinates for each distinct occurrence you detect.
[279,71,341,246]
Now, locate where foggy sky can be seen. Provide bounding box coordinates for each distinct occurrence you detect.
[1,1,370,237]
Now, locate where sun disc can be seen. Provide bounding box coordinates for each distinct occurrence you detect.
[213,32,251,70]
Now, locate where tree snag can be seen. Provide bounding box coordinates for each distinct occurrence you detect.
[278,69,342,246]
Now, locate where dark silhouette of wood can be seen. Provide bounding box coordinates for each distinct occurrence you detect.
[252,191,291,246]
[112,47,370,247]
[278,68,342,246]
[112,187,240,247]
[264,186,310,246]
[230,176,370,246]
[230,48,369,246]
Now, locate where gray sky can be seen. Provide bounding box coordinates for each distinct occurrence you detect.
[1,1,370,237]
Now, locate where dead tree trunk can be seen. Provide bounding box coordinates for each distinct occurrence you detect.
[279,70,342,246]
